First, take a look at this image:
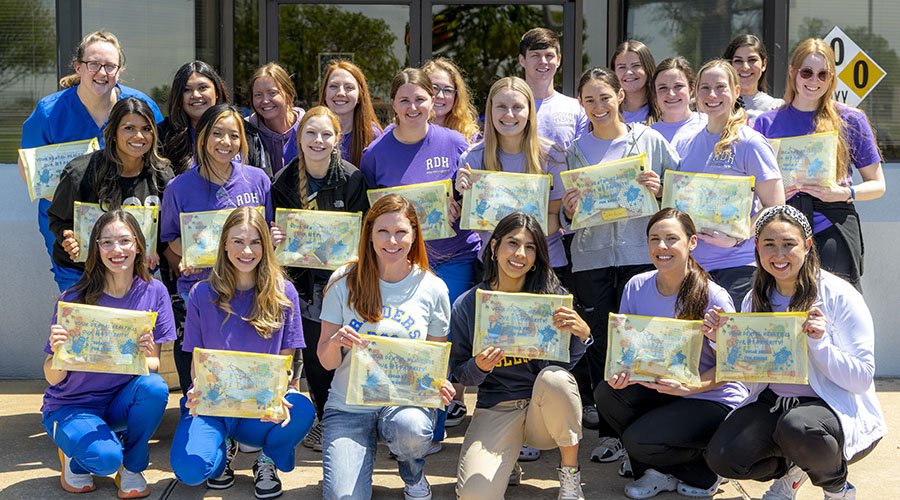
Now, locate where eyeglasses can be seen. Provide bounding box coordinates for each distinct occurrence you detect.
[80,60,120,75]
[433,86,457,96]
[797,67,829,82]
[97,237,135,251]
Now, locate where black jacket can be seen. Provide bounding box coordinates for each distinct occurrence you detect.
[272,154,369,318]
[157,117,272,178]
[47,150,175,272]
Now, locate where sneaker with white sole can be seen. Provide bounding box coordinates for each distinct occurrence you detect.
[761,465,808,500]
[824,482,856,499]
[445,400,467,427]
[403,474,432,500]
[624,469,678,499]
[618,455,633,478]
[582,405,600,430]
[677,476,724,498]
[115,466,149,498]
[301,420,323,451]
[558,466,586,500]
[252,455,282,499]
[519,445,541,461]
[58,448,95,493]
[591,436,625,463]
[508,462,523,486]
[206,438,237,489]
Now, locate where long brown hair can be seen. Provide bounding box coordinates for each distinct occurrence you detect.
[578,67,626,123]
[250,62,298,129]
[329,194,429,323]
[723,34,771,93]
[67,210,150,305]
[294,106,341,209]
[697,59,748,157]
[610,40,659,124]
[59,31,126,88]
[209,207,292,338]
[482,212,560,294]
[164,61,229,174]
[389,68,435,126]
[482,77,544,175]
[751,210,820,313]
[423,58,480,142]
[195,104,248,179]
[646,208,711,320]
[317,60,382,166]
[783,38,869,181]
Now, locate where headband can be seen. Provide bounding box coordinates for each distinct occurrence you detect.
[754,205,812,238]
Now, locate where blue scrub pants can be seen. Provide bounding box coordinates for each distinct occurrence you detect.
[38,199,82,292]
[41,374,169,475]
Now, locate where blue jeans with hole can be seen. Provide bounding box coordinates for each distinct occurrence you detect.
[42,374,169,475]
[321,406,435,499]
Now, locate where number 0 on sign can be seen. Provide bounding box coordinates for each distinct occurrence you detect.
[823,26,886,107]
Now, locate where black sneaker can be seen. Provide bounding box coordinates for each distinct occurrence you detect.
[445,400,467,427]
[206,439,237,489]
[252,456,282,499]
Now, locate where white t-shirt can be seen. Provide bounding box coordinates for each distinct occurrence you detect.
[320,264,451,412]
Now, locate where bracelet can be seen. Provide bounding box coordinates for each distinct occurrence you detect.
[847,186,856,203]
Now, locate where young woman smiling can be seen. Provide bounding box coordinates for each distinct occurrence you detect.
[21,31,163,291]
[170,207,314,499]
[723,34,784,126]
[649,57,708,152]
[705,205,886,500]
[754,39,884,292]
[611,40,659,125]
[43,210,175,498]
[247,63,305,175]
[673,59,785,307]
[318,60,382,167]
[594,208,745,499]
[158,61,270,176]
[561,67,679,465]
[423,57,481,143]
[317,195,455,500]
[47,98,173,286]
[451,213,591,500]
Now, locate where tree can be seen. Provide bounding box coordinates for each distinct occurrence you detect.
[0,0,55,92]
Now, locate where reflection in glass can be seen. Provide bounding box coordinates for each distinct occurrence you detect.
[234,0,259,108]
[277,3,408,119]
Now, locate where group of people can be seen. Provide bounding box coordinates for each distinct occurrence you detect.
[24,24,886,500]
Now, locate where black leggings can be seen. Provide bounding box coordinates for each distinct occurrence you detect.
[706,388,878,493]
[595,383,729,488]
[299,316,334,420]
[815,225,863,293]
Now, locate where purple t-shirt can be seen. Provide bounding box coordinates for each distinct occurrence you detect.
[651,112,708,153]
[459,142,567,267]
[42,276,176,413]
[624,105,650,124]
[754,104,882,233]
[160,161,273,294]
[576,131,630,163]
[360,124,481,265]
[340,122,382,164]
[534,91,589,151]
[183,280,305,355]
[674,127,781,271]
[619,270,748,408]
[247,107,305,175]
[741,287,819,398]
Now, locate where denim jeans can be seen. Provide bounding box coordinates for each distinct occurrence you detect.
[42,374,169,475]
[322,406,435,500]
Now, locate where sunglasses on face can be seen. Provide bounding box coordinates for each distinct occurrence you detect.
[797,67,829,82]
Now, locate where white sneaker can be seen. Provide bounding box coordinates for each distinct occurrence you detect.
[591,436,625,463]
[762,465,808,500]
[677,476,724,498]
[116,466,149,498]
[403,474,432,500]
[58,448,95,493]
[824,482,856,500]
[623,469,678,499]
[558,466,585,500]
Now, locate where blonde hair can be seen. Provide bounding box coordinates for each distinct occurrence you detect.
[317,60,382,166]
[697,59,748,156]
[61,31,126,87]
[423,58,480,142]
[295,106,341,209]
[210,206,293,338]
[250,62,298,128]
[783,39,862,181]
[482,77,544,175]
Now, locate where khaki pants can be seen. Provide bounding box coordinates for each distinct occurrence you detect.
[456,366,582,500]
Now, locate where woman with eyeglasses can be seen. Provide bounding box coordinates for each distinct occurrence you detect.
[423,58,482,143]
[754,39,884,292]
[20,31,163,292]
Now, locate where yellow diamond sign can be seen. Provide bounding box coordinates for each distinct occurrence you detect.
[838,52,886,99]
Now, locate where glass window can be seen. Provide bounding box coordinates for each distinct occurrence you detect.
[0,0,56,162]
[82,0,202,114]
[430,4,564,113]
[277,3,409,122]
[788,0,900,159]
[625,0,763,71]
[583,3,608,74]
[234,0,259,108]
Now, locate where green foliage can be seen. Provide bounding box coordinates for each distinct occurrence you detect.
[0,0,55,91]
